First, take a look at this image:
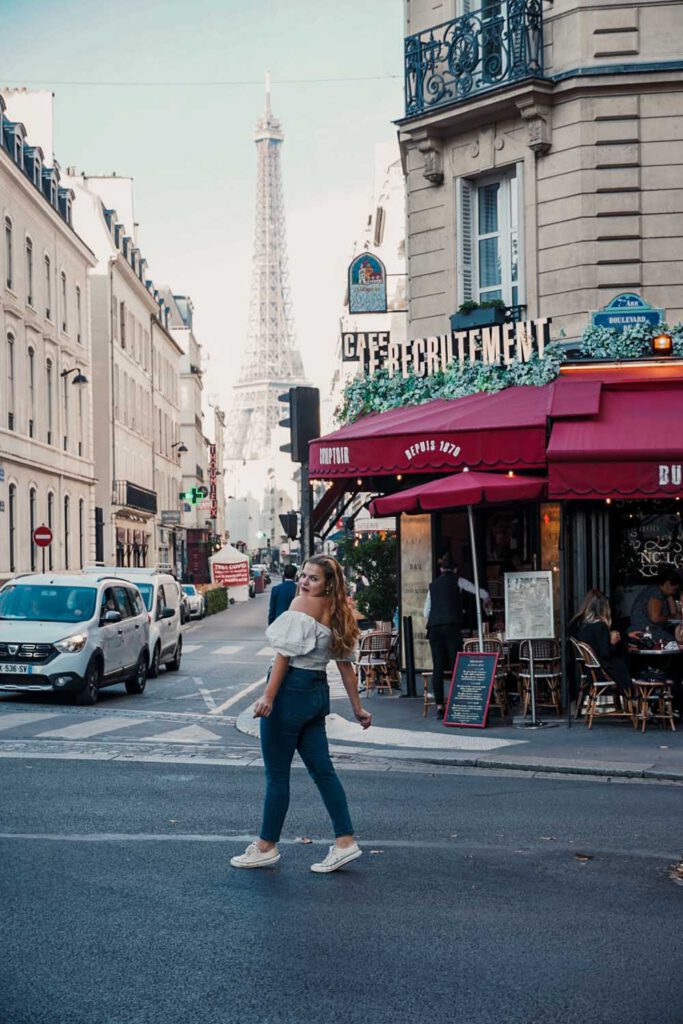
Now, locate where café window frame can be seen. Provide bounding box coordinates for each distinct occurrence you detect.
[25,236,34,306]
[5,216,13,290]
[457,164,523,308]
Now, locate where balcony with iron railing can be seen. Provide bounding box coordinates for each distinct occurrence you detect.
[113,480,158,516]
[404,1,544,119]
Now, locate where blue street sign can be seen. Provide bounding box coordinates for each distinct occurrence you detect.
[591,292,664,332]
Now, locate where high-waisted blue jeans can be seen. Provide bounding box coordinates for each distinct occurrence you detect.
[259,666,354,843]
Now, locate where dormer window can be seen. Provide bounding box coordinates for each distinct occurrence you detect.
[34,156,41,187]
[14,131,23,166]
[114,223,123,248]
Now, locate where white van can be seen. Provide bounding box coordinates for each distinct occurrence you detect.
[83,568,182,677]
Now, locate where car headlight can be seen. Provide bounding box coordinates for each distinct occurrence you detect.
[55,633,89,654]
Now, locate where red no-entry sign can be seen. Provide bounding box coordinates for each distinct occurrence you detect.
[33,525,53,548]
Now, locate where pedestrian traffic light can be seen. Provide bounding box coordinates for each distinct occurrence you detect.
[279,512,298,540]
[278,386,320,463]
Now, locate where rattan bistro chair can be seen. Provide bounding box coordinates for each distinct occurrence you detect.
[355,631,395,697]
[572,638,636,730]
[462,638,509,717]
[518,639,563,717]
[569,637,592,719]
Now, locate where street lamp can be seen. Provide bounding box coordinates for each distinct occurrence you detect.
[171,441,189,455]
[651,332,673,356]
[60,366,88,387]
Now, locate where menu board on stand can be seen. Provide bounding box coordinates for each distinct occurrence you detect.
[504,571,555,728]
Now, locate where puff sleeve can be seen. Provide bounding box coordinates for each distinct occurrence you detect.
[265,610,318,658]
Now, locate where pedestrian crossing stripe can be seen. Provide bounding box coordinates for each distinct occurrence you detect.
[139,724,222,743]
[214,646,241,655]
[256,646,274,657]
[37,717,143,740]
[181,644,201,653]
[0,711,57,731]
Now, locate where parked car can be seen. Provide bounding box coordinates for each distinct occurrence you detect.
[83,568,182,677]
[252,564,271,586]
[182,584,205,619]
[0,573,150,705]
[175,581,190,624]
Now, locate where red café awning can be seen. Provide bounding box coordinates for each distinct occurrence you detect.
[548,384,683,499]
[310,384,555,479]
[370,471,548,516]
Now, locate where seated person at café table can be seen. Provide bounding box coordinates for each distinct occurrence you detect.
[629,567,682,644]
[575,591,633,693]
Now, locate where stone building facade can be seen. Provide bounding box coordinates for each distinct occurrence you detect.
[64,170,183,572]
[0,90,97,581]
[399,0,683,342]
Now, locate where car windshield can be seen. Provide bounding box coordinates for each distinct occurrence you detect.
[0,584,97,623]
[135,583,154,611]
[182,586,196,596]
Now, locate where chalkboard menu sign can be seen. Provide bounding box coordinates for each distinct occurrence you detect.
[443,652,499,729]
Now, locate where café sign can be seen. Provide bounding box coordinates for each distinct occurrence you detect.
[342,317,551,378]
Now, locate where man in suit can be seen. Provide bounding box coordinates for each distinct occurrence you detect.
[268,564,298,625]
[423,554,492,718]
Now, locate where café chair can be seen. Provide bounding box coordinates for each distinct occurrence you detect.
[632,679,676,733]
[462,637,509,717]
[355,631,395,697]
[518,639,563,717]
[569,637,592,719]
[572,639,636,729]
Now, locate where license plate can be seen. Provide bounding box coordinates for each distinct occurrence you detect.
[0,663,31,674]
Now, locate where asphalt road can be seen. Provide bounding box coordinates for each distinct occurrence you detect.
[2,756,682,1024]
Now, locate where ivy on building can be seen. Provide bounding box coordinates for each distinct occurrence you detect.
[337,322,683,424]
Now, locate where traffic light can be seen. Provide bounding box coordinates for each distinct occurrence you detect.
[278,386,320,463]
[279,512,298,540]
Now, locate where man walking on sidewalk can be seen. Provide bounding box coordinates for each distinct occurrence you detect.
[268,564,298,625]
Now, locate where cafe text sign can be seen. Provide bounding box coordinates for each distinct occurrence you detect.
[342,318,551,378]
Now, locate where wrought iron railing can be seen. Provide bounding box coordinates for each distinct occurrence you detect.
[114,480,157,515]
[404,1,544,117]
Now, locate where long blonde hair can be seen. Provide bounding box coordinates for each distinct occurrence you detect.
[582,592,612,628]
[304,555,359,658]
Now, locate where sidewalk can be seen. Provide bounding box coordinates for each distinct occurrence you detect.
[236,676,683,782]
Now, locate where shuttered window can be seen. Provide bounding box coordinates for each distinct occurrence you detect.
[456,165,523,308]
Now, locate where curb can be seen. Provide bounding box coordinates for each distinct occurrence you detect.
[235,708,683,783]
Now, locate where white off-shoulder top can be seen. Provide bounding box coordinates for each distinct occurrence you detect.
[265,610,353,670]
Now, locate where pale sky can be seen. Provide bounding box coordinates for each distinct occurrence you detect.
[1,0,404,406]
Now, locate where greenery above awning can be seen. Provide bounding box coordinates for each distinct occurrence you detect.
[337,322,683,425]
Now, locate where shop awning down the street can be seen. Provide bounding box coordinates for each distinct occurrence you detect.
[369,471,548,516]
[547,384,683,500]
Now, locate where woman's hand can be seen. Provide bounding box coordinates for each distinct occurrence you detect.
[253,695,274,719]
[354,706,372,730]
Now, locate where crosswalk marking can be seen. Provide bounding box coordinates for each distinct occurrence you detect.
[0,711,58,731]
[181,644,201,654]
[256,646,274,657]
[214,646,241,656]
[140,724,222,744]
[37,716,144,740]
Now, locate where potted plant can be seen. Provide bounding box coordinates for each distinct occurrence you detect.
[450,299,509,331]
[336,535,398,626]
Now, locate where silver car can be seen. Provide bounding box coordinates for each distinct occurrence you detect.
[0,573,150,705]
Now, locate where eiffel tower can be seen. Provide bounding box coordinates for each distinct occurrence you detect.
[227,74,306,461]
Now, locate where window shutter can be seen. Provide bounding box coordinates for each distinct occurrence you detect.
[459,0,472,15]
[457,177,475,305]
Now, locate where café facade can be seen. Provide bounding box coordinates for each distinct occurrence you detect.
[309,324,683,696]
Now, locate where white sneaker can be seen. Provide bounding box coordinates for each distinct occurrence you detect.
[310,842,362,873]
[230,841,280,869]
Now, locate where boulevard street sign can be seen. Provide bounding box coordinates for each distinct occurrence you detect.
[591,292,663,332]
[33,525,53,548]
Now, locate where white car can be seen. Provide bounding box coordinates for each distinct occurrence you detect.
[182,585,205,619]
[83,568,182,677]
[0,573,150,705]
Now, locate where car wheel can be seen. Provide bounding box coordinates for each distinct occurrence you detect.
[148,643,161,678]
[167,637,182,672]
[125,653,148,695]
[75,659,100,706]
